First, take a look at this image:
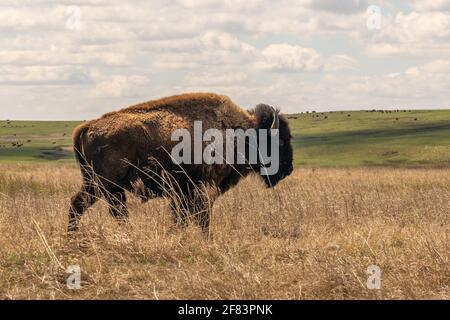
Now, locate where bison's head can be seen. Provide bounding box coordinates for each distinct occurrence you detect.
[254,104,293,187]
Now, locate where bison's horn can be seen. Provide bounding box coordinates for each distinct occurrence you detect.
[270,108,279,131]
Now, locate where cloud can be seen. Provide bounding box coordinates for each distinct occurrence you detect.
[306,0,368,14]
[421,59,450,73]
[0,65,92,85]
[324,54,357,72]
[256,44,322,72]
[151,31,258,69]
[176,0,264,11]
[412,0,450,12]
[343,60,450,100]
[184,71,248,86]
[91,74,149,98]
[362,11,450,57]
[0,5,64,31]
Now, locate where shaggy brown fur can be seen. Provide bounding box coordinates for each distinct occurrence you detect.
[69,93,293,237]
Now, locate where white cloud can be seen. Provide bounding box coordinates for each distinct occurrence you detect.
[306,0,368,14]
[344,60,450,100]
[151,31,258,69]
[91,75,149,98]
[0,6,64,31]
[422,59,450,73]
[412,0,450,12]
[324,54,357,72]
[176,0,264,11]
[0,66,91,85]
[256,44,322,72]
[362,11,450,57]
[184,71,248,86]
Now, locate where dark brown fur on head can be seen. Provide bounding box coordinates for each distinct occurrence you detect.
[252,104,294,187]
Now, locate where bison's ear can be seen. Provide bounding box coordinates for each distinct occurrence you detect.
[254,104,279,130]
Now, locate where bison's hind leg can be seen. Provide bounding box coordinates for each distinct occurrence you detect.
[68,183,98,233]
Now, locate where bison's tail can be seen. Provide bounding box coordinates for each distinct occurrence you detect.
[72,124,91,180]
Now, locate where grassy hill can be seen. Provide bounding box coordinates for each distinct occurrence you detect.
[0,121,79,163]
[1,109,449,166]
[290,109,450,167]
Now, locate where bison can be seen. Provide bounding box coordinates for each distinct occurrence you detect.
[68,93,293,236]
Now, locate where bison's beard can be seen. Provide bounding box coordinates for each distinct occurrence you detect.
[260,162,293,188]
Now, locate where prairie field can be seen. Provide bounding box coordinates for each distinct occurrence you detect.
[0,164,448,299]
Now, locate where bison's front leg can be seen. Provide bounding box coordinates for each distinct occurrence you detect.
[170,185,216,238]
[169,198,191,229]
[196,185,218,239]
[104,189,129,224]
[197,206,212,239]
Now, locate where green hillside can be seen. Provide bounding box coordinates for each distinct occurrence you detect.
[1,109,449,167]
[289,109,450,167]
[0,121,79,163]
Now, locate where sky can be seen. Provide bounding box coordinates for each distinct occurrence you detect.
[1,0,450,120]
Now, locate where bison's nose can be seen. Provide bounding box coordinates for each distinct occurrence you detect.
[286,164,293,175]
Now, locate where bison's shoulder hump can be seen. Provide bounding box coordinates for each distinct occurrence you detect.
[115,92,231,114]
[94,92,254,130]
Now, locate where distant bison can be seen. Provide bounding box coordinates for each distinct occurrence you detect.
[68,93,293,236]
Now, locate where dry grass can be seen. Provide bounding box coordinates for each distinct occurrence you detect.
[0,163,448,299]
